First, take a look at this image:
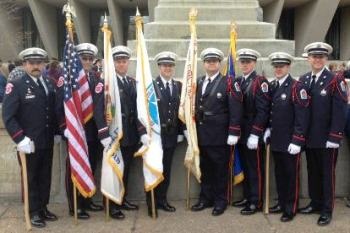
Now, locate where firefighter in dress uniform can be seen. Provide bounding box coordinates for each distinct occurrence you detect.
[298,42,348,226]
[2,48,59,228]
[191,48,243,216]
[264,52,310,222]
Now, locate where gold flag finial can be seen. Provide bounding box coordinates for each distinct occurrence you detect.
[189,8,197,34]
[230,21,237,33]
[135,7,143,29]
[63,0,76,38]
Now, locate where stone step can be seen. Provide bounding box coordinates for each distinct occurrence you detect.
[154,6,259,21]
[144,21,276,39]
[126,57,309,80]
[158,0,259,8]
[127,39,295,58]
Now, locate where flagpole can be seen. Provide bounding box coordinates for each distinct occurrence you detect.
[135,8,157,219]
[228,146,235,204]
[73,184,78,224]
[105,197,110,221]
[186,168,191,209]
[264,144,271,214]
[19,152,32,231]
[63,1,78,223]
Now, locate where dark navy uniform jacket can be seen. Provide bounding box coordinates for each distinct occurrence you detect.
[2,74,58,149]
[299,68,348,148]
[236,71,270,144]
[56,71,109,141]
[117,76,146,147]
[154,76,184,149]
[195,73,243,146]
[269,75,310,152]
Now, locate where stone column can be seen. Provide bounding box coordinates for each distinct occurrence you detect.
[262,0,285,25]
[340,7,350,60]
[71,0,91,43]
[28,0,58,58]
[107,0,124,45]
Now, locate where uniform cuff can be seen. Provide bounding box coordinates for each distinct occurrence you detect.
[251,125,264,137]
[229,125,241,136]
[291,134,306,146]
[12,130,24,144]
[98,127,109,140]
[328,132,343,144]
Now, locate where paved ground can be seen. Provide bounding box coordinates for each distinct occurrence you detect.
[1,199,350,233]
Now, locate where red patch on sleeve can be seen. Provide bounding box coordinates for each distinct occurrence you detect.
[95,82,103,94]
[57,76,64,88]
[5,83,13,94]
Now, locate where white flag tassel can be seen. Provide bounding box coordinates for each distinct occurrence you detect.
[100,16,125,204]
[179,8,201,182]
[134,9,164,191]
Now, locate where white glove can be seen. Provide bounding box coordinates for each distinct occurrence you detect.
[287,143,301,155]
[64,129,69,138]
[183,130,189,141]
[17,136,35,154]
[101,136,112,148]
[177,135,184,143]
[141,134,151,146]
[263,128,271,144]
[326,141,339,148]
[227,135,239,146]
[247,134,259,150]
[54,135,62,144]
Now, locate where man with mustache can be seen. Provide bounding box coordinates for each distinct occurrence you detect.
[2,48,59,228]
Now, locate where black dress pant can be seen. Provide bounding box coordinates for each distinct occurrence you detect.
[199,145,230,208]
[238,144,264,207]
[146,147,176,207]
[18,149,53,216]
[272,151,300,215]
[305,148,338,214]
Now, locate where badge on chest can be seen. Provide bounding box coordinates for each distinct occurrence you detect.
[25,87,36,99]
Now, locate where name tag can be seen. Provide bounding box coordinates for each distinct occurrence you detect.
[25,94,36,99]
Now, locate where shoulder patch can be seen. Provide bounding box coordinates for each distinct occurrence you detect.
[5,83,13,94]
[261,82,269,93]
[95,82,104,94]
[234,82,241,92]
[300,89,307,100]
[57,76,64,88]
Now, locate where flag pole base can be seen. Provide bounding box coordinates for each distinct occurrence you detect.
[105,197,110,221]
[151,189,156,219]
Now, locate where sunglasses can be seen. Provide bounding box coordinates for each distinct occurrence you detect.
[81,56,93,61]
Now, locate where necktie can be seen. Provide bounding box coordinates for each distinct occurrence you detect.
[276,81,280,89]
[310,75,316,89]
[122,77,129,89]
[203,78,211,95]
[165,81,171,99]
[38,78,47,96]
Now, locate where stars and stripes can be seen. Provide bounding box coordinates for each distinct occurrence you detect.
[63,33,96,197]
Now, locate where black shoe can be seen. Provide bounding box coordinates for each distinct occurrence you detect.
[212,206,226,216]
[298,204,320,214]
[158,201,176,212]
[317,213,332,226]
[110,208,125,220]
[232,199,248,208]
[121,200,139,210]
[147,206,158,218]
[269,204,282,214]
[240,204,260,215]
[191,202,213,212]
[30,214,46,228]
[69,209,90,219]
[40,208,58,221]
[86,202,103,211]
[280,212,294,222]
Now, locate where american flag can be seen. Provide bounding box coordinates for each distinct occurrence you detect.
[63,33,96,197]
[77,65,93,124]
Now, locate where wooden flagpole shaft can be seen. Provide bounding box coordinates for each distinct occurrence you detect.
[229,146,234,204]
[19,152,32,231]
[264,144,270,214]
[151,189,156,219]
[105,197,110,221]
[186,168,191,210]
[73,184,78,224]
